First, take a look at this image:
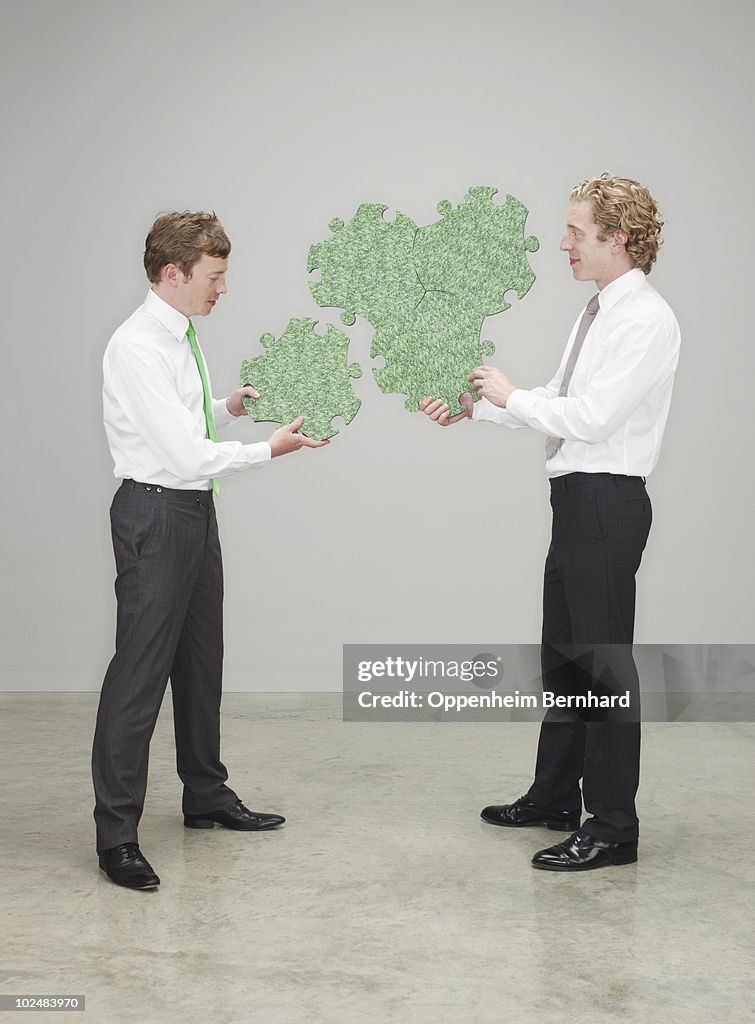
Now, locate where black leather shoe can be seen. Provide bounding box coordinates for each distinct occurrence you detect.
[481,796,580,832]
[532,829,638,871]
[98,843,160,889]
[184,800,285,831]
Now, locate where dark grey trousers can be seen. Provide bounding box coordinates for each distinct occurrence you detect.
[527,472,652,843]
[92,480,238,853]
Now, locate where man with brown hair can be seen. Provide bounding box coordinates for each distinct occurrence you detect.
[421,173,681,871]
[93,211,326,890]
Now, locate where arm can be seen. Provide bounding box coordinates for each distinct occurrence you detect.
[110,343,323,479]
[504,317,676,443]
[419,379,557,429]
[466,368,560,429]
[467,308,583,423]
[470,385,558,428]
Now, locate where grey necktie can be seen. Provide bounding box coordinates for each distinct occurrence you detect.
[544,293,600,460]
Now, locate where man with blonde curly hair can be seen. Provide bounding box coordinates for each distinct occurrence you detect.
[421,173,680,871]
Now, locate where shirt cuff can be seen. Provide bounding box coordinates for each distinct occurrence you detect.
[244,441,272,466]
[504,389,537,425]
[213,398,234,430]
[472,397,510,424]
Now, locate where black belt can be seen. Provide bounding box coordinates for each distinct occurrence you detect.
[121,478,213,506]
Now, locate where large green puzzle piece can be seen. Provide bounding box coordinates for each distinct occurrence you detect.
[240,318,362,441]
[307,186,539,414]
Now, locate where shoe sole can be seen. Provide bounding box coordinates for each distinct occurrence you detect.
[532,851,638,871]
[480,813,580,832]
[183,818,282,831]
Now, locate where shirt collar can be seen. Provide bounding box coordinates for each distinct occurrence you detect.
[144,287,190,342]
[597,267,646,314]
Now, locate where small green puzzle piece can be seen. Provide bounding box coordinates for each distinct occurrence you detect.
[240,318,362,441]
[308,186,539,415]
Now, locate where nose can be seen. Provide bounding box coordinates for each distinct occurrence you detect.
[560,234,572,252]
[217,275,228,295]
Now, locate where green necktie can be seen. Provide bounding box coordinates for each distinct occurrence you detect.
[186,320,220,496]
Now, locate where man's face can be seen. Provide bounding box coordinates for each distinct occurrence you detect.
[175,253,228,317]
[560,200,620,290]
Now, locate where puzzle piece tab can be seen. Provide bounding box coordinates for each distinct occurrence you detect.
[240,318,362,441]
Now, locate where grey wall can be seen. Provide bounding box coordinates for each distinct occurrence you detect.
[2,0,753,691]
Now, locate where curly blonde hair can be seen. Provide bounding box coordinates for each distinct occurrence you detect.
[570,172,664,274]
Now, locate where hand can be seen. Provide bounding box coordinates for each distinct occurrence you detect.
[467,366,516,408]
[226,385,260,417]
[268,417,330,457]
[419,393,473,426]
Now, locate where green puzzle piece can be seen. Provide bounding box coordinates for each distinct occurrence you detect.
[416,187,539,315]
[240,318,362,441]
[307,205,423,328]
[371,295,495,413]
[308,186,539,414]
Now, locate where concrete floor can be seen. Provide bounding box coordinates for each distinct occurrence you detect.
[1,693,753,1024]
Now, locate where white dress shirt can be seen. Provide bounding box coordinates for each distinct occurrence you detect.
[473,269,681,477]
[103,289,270,489]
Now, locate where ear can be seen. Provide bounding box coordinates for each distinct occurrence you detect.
[161,262,181,286]
[612,230,628,252]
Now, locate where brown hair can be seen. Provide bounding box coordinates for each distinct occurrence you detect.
[570,172,664,274]
[143,211,231,282]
